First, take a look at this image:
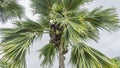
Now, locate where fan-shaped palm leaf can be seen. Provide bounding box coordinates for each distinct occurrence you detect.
[31,0,57,16]
[70,42,116,68]
[0,0,24,23]
[39,43,57,68]
[62,7,119,43]
[82,7,119,31]
[61,0,92,11]
[0,19,45,68]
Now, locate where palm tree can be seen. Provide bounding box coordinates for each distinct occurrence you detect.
[0,0,24,23]
[0,0,119,68]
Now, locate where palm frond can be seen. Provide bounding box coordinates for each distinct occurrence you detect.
[62,7,119,43]
[0,0,24,23]
[0,30,35,68]
[39,43,57,68]
[31,0,57,16]
[70,42,116,68]
[84,7,120,31]
[61,0,92,11]
[31,0,93,19]
[61,11,99,42]
[0,19,45,68]
[0,34,30,68]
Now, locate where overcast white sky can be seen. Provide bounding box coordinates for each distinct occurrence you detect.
[0,0,120,68]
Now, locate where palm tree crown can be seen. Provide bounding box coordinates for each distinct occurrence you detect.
[0,0,119,68]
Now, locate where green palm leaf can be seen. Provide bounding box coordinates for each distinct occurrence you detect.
[31,0,57,16]
[0,0,24,23]
[62,7,119,43]
[62,17,99,43]
[39,43,57,68]
[62,0,92,11]
[83,7,120,31]
[0,19,45,68]
[70,42,116,68]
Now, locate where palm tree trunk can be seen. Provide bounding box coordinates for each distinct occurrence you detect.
[50,23,65,68]
[59,44,65,68]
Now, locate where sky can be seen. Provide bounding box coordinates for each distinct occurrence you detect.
[0,0,120,68]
